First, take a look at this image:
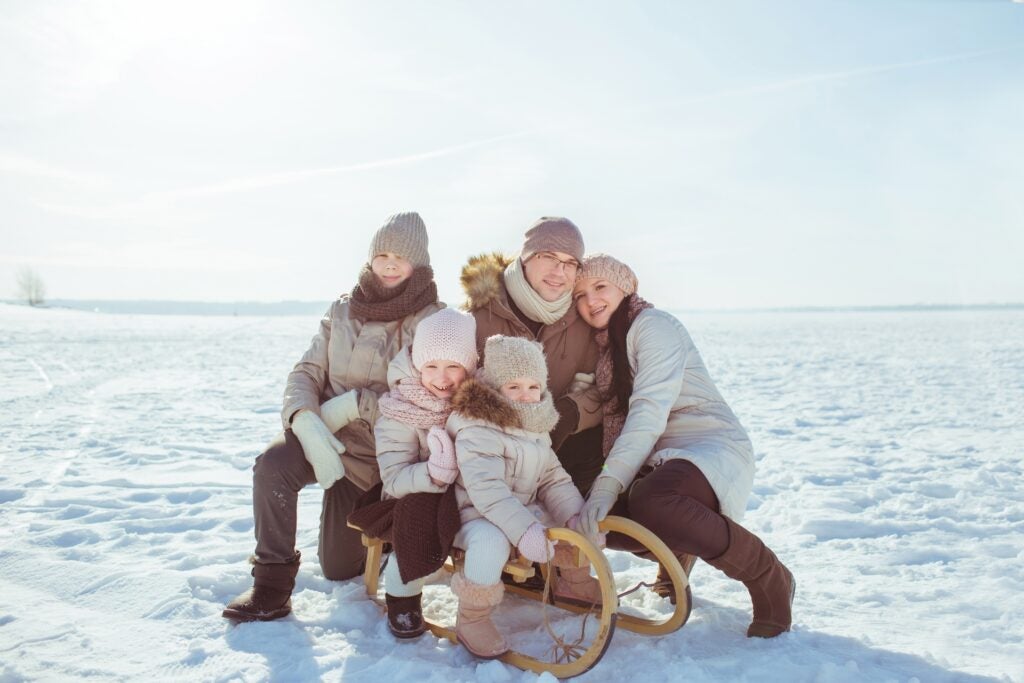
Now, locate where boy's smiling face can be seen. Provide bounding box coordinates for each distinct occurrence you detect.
[499,376,543,404]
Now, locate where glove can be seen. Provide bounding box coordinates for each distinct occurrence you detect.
[291,410,346,489]
[579,476,622,543]
[517,522,555,564]
[567,513,606,547]
[568,372,596,395]
[426,425,458,484]
[320,390,361,433]
[549,397,579,452]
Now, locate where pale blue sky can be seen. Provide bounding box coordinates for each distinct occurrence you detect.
[2,1,1022,309]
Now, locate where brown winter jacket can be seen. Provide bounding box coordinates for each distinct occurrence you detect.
[459,252,601,431]
[446,379,584,545]
[281,296,444,491]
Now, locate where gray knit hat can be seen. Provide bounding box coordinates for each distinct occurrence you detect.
[576,253,638,295]
[367,212,430,267]
[521,217,584,262]
[480,335,548,389]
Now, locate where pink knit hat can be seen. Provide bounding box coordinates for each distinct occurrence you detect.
[412,308,478,372]
[521,217,585,262]
[575,253,638,295]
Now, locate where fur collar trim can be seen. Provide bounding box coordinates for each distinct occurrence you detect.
[460,252,515,311]
[451,379,520,430]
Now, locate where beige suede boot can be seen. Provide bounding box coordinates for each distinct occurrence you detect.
[551,541,603,608]
[450,572,509,659]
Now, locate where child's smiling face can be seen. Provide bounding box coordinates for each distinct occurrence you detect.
[370,252,413,288]
[419,360,468,398]
[499,376,543,404]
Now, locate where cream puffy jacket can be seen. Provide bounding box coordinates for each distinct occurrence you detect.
[281,297,444,491]
[602,308,755,520]
[446,380,584,545]
[375,348,448,500]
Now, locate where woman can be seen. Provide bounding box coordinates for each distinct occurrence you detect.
[572,254,794,638]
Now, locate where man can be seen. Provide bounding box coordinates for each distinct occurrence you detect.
[459,217,604,492]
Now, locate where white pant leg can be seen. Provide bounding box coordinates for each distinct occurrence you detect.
[453,518,512,585]
[383,552,428,598]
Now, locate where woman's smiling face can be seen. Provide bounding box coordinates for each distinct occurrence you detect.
[572,277,626,329]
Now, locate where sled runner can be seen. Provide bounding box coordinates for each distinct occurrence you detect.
[348,515,692,678]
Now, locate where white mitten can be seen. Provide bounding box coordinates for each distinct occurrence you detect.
[567,372,596,394]
[320,389,361,433]
[579,476,622,543]
[291,410,346,489]
[517,522,555,564]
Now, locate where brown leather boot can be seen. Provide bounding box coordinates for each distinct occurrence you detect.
[704,519,794,638]
[386,593,427,638]
[450,572,508,659]
[551,541,603,608]
[652,553,696,606]
[223,553,300,622]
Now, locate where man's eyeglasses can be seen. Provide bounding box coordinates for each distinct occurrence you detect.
[532,252,580,273]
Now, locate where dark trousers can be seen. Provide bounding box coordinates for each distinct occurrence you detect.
[252,430,367,580]
[555,425,605,496]
[607,459,731,561]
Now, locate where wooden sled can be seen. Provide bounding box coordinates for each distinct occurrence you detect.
[349,522,619,679]
[502,516,693,636]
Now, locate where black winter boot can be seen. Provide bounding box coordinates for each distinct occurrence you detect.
[386,593,427,638]
[223,553,301,622]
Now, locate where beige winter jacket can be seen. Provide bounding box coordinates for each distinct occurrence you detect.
[602,308,755,520]
[446,380,584,545]
[375,348,447,500]
[281,297,444,491]
[460,252,602,432]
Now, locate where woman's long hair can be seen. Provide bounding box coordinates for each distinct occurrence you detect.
[606,294,637,415]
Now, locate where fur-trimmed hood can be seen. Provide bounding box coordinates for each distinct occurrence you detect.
[449,378,559,437]
[450,378,521,430]
[460,252,515,311]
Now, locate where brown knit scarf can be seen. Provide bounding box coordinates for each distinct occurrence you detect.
[349,265,438,323]
[595,295,654,457]
[378,377,452,429]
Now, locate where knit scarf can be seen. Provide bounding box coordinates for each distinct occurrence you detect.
[595,295,655,457]
[378,377,452,429]
[502,257,571,326]
[349,265,438,323]
[505,393,560,435]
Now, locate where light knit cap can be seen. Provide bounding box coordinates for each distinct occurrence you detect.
[576,253,638,296]
[521,217,585,262]
[480,335,548,389]
[411,308,479,373]
[367,212,430,267]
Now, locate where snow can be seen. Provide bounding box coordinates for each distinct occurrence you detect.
[2,303,1021,682]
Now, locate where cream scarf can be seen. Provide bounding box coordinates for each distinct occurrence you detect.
[503,257,571,325]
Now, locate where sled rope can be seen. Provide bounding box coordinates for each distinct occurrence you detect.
[539,561,599,664]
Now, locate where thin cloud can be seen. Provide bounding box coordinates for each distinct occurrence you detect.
[151,129,535,201]
[0,154,107,187]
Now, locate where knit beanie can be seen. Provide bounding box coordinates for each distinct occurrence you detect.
[521,217,585,262]
[576,253,638,296]
[480,335,548,389]
[367,212,430,267]
[411,308,479,373]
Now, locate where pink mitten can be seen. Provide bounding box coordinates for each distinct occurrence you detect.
[517,522,555,563]
[426,425,458,484]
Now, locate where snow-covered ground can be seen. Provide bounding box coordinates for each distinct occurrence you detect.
[1,303,1021,682]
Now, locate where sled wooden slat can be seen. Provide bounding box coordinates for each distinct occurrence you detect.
[600,516,692,636]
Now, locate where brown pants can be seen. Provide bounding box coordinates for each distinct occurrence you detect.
[606,459,730,561]
[252,430,367,580]
[556,425,605,496]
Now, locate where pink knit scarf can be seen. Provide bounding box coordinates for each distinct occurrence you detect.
[594,295,654,457]
[378,377,452,429]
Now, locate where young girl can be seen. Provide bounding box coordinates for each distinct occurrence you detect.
[446,335,602,659]
[224,212,444,622]
[371,308,479,638]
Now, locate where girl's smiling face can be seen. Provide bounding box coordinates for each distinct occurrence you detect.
[370,252,413,288]
[573,277,626,329]
[499,376,543,404]
[419,360,468,399]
